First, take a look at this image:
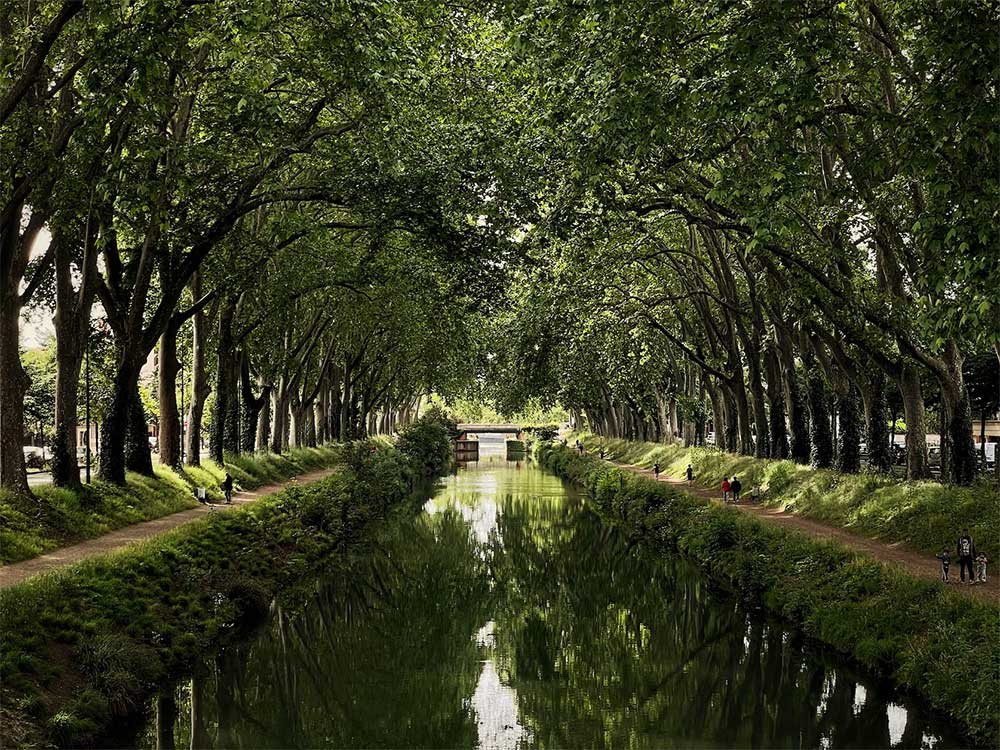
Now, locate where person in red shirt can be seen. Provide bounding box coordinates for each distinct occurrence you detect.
[721,478,731,503]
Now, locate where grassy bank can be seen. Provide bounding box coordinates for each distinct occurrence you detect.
[579,434,1000,562]
[0,446,339,564]
[538,442,999,746]
[0,416,453,748]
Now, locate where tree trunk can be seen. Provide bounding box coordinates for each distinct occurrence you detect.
[746,356,770,458]
[898,364,930,480]
[776,324,809,463]
[270,389,287,454]
[125,387,154,475]
[339,366,353,440]
[158,325,182,470]
[805,353,833,468]
[937,340,977,485]
[256,394,271,452]
[733,378,753,455]
[240,364,268,453]
[835,385,862,473]
[51,224,98,487]
[52,333,83,487]
[185,274,210,467]
[863,370,892,472]
[706,381,724,452]
[99,354,143,484]
[0,288,30,494]
[764,344,789,459]
[210,298,236,464]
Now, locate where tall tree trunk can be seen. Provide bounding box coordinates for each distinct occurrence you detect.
[256,395,271,452]
[0,289,29,494]
[339,365,353,440]
[776,323,809,463]
[185,273,209,467]
[733,377,754,454]
[210,297,236,464]
[898,364,929,479]
[805,352,833,468]
[126,388,154,475]
[99,352,144,484]
[270,389,287,454]
[158,324,182,469]
[835,385,862,473]
[745,355,770,458]
[937,340,977,485]
[764,344,789,459]
[51,224,98,487]
[240,362,268,453]
[863,370,892,472]
[51,335,83,486]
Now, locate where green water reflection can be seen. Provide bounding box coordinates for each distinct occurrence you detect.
[138,457,963,749]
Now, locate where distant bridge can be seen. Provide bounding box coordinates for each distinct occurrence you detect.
[456,424,523,440]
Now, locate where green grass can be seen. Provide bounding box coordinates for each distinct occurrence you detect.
[0,429,446,749]
[0,446,340,565]
[579,433,1000,562]
[537,442,1000,747]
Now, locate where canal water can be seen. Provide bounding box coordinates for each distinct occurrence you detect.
[134,453,964,749]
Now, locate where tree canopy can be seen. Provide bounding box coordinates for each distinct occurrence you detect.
[1,0,995,493]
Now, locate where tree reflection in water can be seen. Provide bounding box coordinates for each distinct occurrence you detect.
[135,462,962,749]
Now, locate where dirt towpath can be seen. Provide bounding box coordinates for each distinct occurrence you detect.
[0,467,337,591]
[606,458,998,604]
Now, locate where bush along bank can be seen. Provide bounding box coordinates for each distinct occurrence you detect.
[537,442,999,746]
[0,445,341,565]
[0,417,452,748]
[577,433,1000,563]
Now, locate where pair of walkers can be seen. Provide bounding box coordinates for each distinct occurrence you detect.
[937,530,987,584]
[721,476,742,503]
[195,473,235,505]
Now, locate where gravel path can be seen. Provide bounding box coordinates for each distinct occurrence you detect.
[0,467,337,591]
[609,459,998,604]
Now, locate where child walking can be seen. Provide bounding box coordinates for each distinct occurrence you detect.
[976,554,988,584]
[936,550,951,583]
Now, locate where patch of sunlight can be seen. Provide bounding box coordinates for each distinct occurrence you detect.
[472,659,530,750]
[887,703,908,746]
[852,684,867,716]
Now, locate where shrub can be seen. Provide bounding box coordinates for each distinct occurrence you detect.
[396,411,453,477]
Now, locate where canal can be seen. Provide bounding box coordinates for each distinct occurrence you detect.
[132,453,964,749]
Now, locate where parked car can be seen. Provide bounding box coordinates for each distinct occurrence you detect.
[22,446,45,470]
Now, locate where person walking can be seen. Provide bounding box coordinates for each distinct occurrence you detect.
[686,464,694,482]
[936,549,951,582]
[730,476,742,503]
[956,530,976,584]
[976,553,988,584]
[721,477,731,503]
[222,473,234,504]
[653,462,661,480]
